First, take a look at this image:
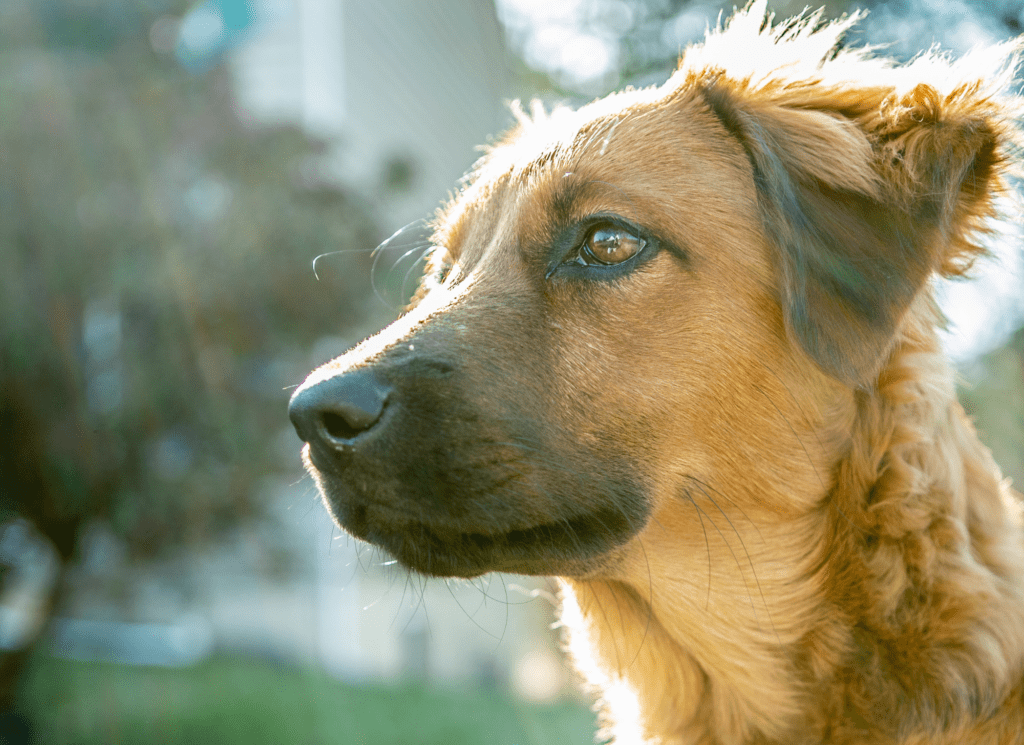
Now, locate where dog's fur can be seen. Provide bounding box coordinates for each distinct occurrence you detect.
[290,3,1024,742]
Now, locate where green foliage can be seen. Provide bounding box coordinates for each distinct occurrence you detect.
[961,328,1024,490]
[19,655,598,745]
[0,4,381,559]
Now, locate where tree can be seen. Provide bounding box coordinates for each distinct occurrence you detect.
[961,329,1024,490]
[0,0,381,723]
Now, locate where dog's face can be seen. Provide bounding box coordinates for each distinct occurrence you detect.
[291,33,1000,582]
[289,86,851,580]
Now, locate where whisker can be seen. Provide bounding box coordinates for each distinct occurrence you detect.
[589,580,623,671]
[387,242,432,275]
[627,536,654,670]
[443,578,502,641]
[684,475,765,543]
[682,488,713,610]
[369,218,433,308]
[400,562,431,635]
[686,490,757,616]
[342,540,365,587]
[464,584,545,606]
[497,574,510,649]
[411,574,434,638]
[390,565,415,630]
[690,480,780,644]
[606,579,631,666]
[311,217,432,280]
[398,245,432,301]
[311,245,373,280]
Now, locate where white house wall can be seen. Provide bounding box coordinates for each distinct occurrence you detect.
[231,0,513,228]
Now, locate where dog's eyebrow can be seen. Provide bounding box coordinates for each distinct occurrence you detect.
[549,176,595,224]
[507,175,596,254]
[548,176,651,227]
[534,173,690,268]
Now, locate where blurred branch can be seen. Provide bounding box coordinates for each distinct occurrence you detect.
[0,0,382,706]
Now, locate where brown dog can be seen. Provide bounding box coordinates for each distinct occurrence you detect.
[289,3,1024,742]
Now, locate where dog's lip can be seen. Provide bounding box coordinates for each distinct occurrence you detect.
[336,499,639,578]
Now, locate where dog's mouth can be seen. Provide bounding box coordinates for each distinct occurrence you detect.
[330,496,639,578]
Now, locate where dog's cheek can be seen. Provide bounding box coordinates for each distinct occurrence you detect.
[543,256,825,523]
[540,275,690,485]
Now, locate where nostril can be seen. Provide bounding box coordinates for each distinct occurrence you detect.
[320,401,383,441]
[288,368,390,448]
[322,411,362,441]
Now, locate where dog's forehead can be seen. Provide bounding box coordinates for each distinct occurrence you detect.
[436,83,758,271]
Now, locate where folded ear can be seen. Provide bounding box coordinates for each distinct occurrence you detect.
[701,81,1002,386]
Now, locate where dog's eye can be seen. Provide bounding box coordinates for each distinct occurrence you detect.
[579,226,645,266]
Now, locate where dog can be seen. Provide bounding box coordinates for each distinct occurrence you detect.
[289,3,1024,742]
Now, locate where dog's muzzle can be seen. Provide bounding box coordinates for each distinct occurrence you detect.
[287,344,649,578]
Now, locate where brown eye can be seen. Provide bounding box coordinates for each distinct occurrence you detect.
[580,226,645,265]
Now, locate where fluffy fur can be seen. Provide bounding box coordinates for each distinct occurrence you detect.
[290,3,1024,742]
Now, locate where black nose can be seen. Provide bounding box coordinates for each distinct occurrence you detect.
[289,368,390,449]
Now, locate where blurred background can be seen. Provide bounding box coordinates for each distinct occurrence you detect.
[0,1,1021,743]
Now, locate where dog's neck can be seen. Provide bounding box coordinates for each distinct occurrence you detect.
[562,296,1024,745]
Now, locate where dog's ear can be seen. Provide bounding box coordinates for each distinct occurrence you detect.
[701,82,1001,386]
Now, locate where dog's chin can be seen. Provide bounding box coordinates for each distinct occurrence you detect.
[320,487,639,579]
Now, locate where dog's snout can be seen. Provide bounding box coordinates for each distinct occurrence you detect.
[289,368,390,448]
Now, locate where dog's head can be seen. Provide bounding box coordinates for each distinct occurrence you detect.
[290,5,1019,581]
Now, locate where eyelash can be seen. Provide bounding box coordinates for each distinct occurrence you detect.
[550,218,654,278]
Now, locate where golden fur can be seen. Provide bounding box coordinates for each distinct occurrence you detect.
[290,3,1024,742]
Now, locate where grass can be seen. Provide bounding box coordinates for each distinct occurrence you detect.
[17,654,599,745]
